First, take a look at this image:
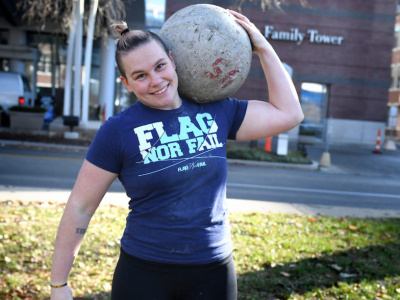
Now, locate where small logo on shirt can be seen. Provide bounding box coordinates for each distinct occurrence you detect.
[178,161,207,172]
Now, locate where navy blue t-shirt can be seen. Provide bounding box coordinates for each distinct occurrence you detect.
[86,98,248,264]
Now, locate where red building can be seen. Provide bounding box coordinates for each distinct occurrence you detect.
[166,0,396,145]
[388,5,400,141]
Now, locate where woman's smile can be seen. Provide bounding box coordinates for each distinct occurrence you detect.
[152,84,169,95]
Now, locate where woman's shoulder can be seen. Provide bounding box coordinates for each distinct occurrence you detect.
[204,97,242,105]
[106,102,141,123]
[199,97,245,111]
[95,104,139,138]
[189,97,235,107]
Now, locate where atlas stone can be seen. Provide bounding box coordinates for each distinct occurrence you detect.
[159,4,252,103]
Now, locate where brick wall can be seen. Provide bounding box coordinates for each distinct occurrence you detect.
[165,0,397,122]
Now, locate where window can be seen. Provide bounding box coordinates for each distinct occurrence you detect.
[22,76,31,93]
[397,66,400,88]
[300,83,328,139]
[37,44,52,74]
[0,30,8,45]
[145,0,166,33]
[394,25,400,48]
[389,65,400,89]
[391,65,395,89]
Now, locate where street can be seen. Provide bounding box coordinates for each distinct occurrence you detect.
[1,146,399,211]
[227,165,400,209]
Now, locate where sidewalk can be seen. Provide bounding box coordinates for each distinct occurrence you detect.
[1,132,400,218]
[1,185,399,218]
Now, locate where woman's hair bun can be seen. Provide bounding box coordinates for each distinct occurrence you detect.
[111,22,129,36]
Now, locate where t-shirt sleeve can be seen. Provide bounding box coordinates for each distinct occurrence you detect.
[85,119,122,174]
[223,98,248,140]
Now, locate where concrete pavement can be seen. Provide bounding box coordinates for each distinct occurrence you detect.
[306,142,400,179]
[1,185,400,218]
[1,138,400,218]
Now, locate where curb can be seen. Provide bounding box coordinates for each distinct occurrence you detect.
[0,139,89,152]
[227,158,318,170]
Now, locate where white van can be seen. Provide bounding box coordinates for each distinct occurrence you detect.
[0,71,33,112]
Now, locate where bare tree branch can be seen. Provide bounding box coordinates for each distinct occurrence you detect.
[232,0,310,12]
[16,0,126,37]
[16,0,309,36]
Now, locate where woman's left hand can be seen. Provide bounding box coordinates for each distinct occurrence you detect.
[227,9,271,54]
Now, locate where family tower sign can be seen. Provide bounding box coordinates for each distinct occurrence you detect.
[265,26,344,46]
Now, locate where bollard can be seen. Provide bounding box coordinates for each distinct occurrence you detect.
[63,115,80,139]
[319,152,331,167]
[383,139,397,151]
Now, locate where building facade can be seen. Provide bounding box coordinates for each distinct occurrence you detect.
[166,0,396,145]
[388,2,400,140]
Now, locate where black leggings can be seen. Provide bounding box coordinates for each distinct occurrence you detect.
[111,248,237,300]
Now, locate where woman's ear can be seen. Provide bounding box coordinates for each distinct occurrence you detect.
[169,51,176,69]
[120,75,133,92]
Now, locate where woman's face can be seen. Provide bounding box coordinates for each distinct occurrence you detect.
[120,40,181,110]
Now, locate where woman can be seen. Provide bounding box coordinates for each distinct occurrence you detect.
[50,9,303,300]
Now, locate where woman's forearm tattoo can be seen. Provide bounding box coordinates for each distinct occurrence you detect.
[76,228,87,235]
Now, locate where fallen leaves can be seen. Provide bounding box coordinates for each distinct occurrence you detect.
[339,272,357,278]
[330,263,342,271]
[348,225,358,231]
[279,271,291,277]
[2,202,400,299]
[232,212,400,299]
[0,200,127,299]
[376,294,392,299]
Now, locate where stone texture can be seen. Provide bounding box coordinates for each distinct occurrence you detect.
[159,4,252,103]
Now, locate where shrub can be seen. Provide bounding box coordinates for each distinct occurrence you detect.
[226,147,312,164]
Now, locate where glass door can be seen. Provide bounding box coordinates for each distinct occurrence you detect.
[299,82,328,140]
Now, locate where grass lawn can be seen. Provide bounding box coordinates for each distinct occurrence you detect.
[1,200,399,299]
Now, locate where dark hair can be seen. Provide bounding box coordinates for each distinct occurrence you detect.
[112,22,169,78]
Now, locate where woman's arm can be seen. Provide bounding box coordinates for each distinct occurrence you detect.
[50,159,118,299]
[228,9,304,141]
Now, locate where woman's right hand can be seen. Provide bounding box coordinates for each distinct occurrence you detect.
[227,9,272,55]
[50,285,73,300]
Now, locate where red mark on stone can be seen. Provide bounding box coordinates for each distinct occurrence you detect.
[204,67,222,79]
[220,69,239,88]
[204,58,239,88]
[214,58,225,65]
[204,58,229,79]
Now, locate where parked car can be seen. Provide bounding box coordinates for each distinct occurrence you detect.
[0,71,33,112]
[299,119,323,138]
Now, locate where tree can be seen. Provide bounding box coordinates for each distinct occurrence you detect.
[233,0,310,12]
[16,0,126,37]
[16,0,126,122]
